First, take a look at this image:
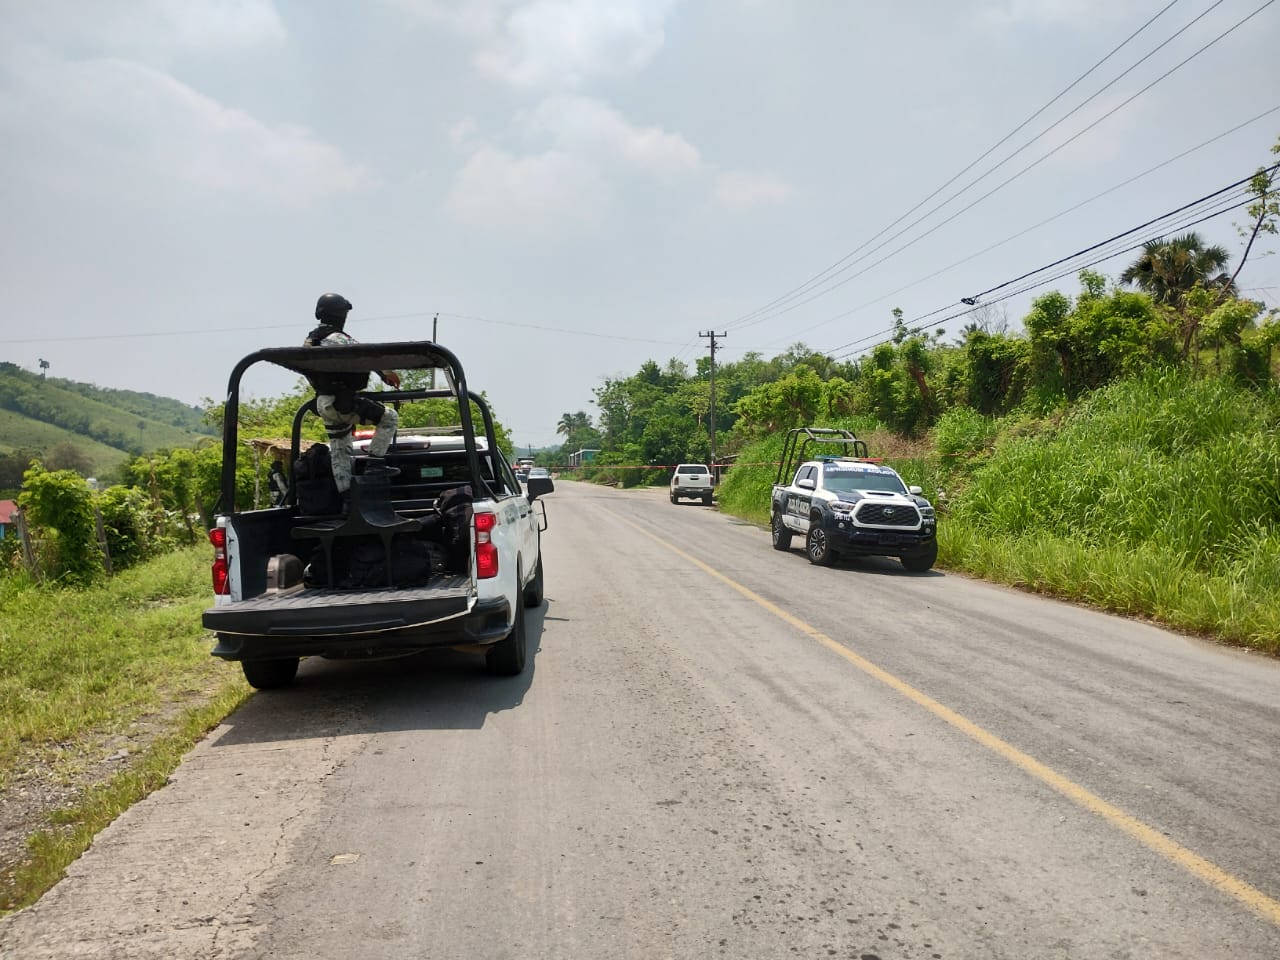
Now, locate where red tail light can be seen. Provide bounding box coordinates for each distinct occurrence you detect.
[474,511,498,579]
[209,527,229,595]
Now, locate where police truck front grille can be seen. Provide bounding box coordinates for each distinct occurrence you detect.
[854,503,919,527]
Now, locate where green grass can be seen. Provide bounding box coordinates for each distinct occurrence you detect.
[0,548,241,773]
[714,371,1280,655]
[0,546,250,911]
[0,408,133,477]
[2,684,246,912]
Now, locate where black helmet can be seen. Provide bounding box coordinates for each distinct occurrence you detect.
[315,293,353,327]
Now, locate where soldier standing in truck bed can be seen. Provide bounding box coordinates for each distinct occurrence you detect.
[303,293,401,498]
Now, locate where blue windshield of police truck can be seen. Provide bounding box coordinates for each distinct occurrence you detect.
[822,463,906,494]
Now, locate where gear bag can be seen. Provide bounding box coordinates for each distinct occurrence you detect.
[434,485,474,573]
[293,444,343,516]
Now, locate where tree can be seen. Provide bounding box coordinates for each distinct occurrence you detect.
[18,463,101,586]
[1122,232,1230,359]
[1119,232,1231,309]
[1221,134,1280,306]
[44,441,93,476]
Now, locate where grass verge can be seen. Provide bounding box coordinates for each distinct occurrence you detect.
[1,681,248,913]
[0,545,250,913]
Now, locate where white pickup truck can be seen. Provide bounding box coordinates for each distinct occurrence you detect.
[670,463,714,505]
[202,340,552,689]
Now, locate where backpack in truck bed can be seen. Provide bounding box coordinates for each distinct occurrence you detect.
[434,484,474,573]
[293,443,343,516]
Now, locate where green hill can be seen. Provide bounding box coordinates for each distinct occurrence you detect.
[0,363,216,478]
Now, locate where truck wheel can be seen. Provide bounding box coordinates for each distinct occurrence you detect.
[242,657,300,690]
[900,541,938,573]
[771,512,793,551]
[487,579,528,676]
[702,493,712,505]
[806,525,835,566]
[523,553,545,607]
[670,493,678,504]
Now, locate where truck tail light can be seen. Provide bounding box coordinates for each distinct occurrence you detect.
[209,526,229,595]
[474,511,498,579]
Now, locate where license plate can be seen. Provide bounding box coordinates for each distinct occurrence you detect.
[880,534,899,545]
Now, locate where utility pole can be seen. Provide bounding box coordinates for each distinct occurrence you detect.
[699,330,725,473]
[430,313,439,389]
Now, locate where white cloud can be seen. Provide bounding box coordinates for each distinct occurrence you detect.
[153,0,287,51]
[2,0,286,64]
[525,96,700,175]
[1,50,368,208]
[713,170,793,211]
[386,0,681,90]
[979,0,1151,26]
[444,145,606,230]
[442,95,701,232]
[448,116,481,149]
[479,0,679,89]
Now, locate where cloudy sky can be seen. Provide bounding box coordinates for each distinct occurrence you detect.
[2,0,1277,448]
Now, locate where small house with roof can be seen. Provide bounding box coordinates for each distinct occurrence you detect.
[0,500,17,540]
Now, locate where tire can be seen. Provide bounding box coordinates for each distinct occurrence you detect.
[900,541,938,573]
[487,574,528,676]
[702,493,712,506]
[670,492,678,504]
[242,657,300,690]
[523,552,545,607]
[806,524,836,566]
[771,512,793,551]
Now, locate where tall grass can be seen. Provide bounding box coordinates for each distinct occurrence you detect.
[943,369,1280,652]
[714,370,1280,653]
[0,547,245,787]
[0,546,249,910]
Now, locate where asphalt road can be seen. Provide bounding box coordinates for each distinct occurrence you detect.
[3,479,1279,959]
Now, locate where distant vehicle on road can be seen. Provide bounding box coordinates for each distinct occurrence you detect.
[670,463,713,505]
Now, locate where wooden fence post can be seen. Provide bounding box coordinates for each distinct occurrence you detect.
[94,505,112,576]
[14,508,38,581]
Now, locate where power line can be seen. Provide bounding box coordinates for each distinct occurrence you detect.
[728,0,1272,333]
[825,191,1255,358]
[6,310,688,348]
[724,0,1191,330]
[754,103,1280,351]
[824,187,1262,361]
[963,163,1276,303]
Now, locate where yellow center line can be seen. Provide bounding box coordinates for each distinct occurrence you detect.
[606,507,1280,927]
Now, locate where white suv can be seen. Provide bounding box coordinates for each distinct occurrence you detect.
[670,463,714,505]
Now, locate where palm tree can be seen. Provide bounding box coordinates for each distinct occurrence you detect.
[557,411,592,437]
[1120,232,1232,308]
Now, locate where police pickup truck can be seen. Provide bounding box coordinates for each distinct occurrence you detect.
[770,427,937,571]
[202,339,552,689]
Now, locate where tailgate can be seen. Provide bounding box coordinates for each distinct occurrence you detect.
[203,575,473,637]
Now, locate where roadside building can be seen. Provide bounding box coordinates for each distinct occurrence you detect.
[0,499,17,540]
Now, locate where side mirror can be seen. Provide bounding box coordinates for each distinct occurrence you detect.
[526,477,554,500]
[909,485,923,495]
[797,478,816,491]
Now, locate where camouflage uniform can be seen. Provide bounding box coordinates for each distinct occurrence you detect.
[304,325,398,495]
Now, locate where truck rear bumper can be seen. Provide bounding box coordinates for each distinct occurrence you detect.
[204,580,514,661]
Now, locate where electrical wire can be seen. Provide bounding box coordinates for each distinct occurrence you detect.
[751,103,1280,351]
[728,0,1272,333]
[824,192,1258,360]
[724,0,1191,329]
[7,311,689,348]
[964,162,1278,302]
